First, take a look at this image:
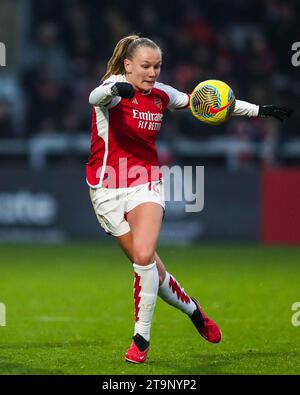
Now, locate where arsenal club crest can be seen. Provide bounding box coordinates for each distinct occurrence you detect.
[154,98,162,110]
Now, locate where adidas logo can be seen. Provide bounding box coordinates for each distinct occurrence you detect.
[132,98,138,105]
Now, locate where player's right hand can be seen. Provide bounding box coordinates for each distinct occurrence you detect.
[111,82,135,100]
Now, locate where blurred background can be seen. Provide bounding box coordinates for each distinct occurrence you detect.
[0,0,299,245]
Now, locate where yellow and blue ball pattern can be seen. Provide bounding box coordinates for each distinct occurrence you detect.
[189,80,236,125]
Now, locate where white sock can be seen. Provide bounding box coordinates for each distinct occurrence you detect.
[158,272,196,316]
[133,261,159,342]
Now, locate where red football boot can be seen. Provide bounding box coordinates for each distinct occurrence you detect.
[190,297,222,344]
[125,334,149,364]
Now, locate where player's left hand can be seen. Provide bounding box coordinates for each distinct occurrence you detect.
[111,82,135,100]
[258,105,293,122]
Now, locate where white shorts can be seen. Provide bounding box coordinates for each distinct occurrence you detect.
[89,180,165,237]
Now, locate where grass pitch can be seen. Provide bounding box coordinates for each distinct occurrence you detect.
[0,242,300,375]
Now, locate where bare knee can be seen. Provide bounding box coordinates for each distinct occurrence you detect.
[133,248,155,266]
[133,250,166,285]
[155,268,165,285]
[155,257,166,285]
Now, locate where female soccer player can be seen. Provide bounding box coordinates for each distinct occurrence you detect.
[87,35,291,364]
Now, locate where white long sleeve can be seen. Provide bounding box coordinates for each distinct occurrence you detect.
[89,83,114,106]
[89,74,125,107]
[233,99,259,117]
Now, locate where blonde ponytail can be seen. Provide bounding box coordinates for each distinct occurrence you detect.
[101,34,161,82]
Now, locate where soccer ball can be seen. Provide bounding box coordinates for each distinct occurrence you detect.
[189,79,236,125]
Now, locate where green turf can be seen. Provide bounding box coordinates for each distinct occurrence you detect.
[0,242,300,375]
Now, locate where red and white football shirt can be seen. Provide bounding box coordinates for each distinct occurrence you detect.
[86,74,189,188]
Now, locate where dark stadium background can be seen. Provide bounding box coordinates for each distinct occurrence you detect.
[1,0,299,245]
[0,0,299,245]
[1,0,300,377]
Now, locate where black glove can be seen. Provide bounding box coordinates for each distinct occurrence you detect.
[111,82,135,100]
[258,105,293,122]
